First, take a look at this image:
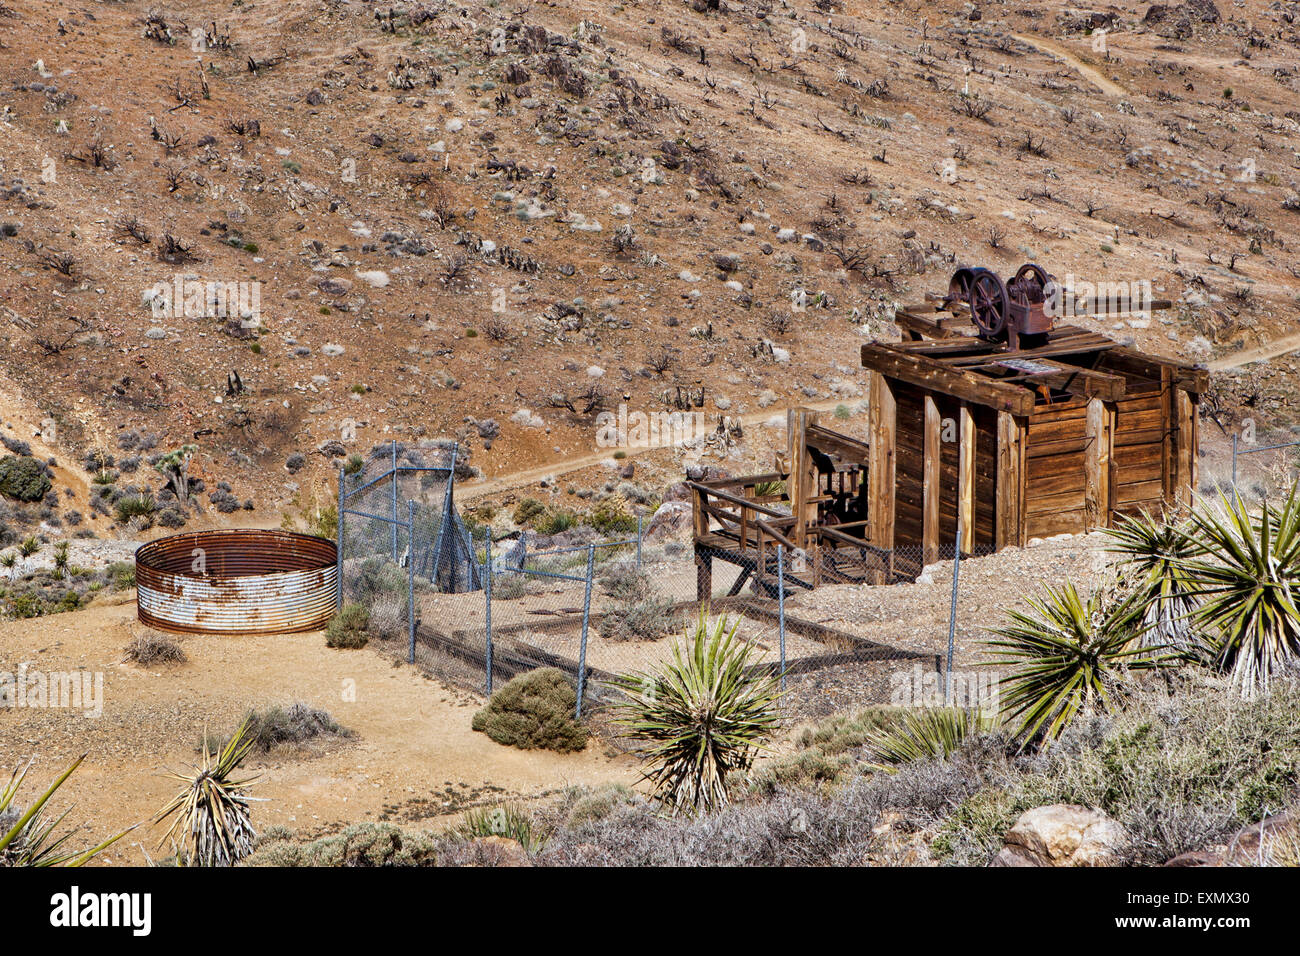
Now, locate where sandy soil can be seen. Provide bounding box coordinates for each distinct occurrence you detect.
[0,591,635,865]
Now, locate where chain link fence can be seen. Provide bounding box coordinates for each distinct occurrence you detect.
[336,445,991,724]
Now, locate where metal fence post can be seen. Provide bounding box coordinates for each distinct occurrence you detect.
[944,508,963,706]
[484,529,494,695]
[336,465,345,610]
[776,546,786,695]
[636,513,643,571]
[577,544,595,719]
[1232,432,1238,491]
[407,499,416,665]
[391,440,399,562]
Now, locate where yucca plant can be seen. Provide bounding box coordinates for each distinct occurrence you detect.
[17,536,39,559]
[458,804,541,852]
[155,719,260,866]
[1,754,133,866]
[609,613,782,814]
[52,542,70,579]
[1179,486,1300,698]
[0,551,16,579]
[864,707,993,770]
[1104,511,1202,655]
[985,582,1161,748]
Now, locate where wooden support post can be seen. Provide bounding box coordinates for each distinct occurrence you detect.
[923,395,941,566]
[867,372,897,555]
[1161,366,1176,508]
[786,407,818,549]
[959,403,975,555]
[996,411,1028,549]
[695,547,712,602]
[1084,397,1116,530]
[1174,388,1199,509]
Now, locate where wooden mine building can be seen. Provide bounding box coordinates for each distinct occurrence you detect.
[691,285,1206,598]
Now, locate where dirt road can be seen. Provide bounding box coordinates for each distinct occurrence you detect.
[1014,34,1127,98]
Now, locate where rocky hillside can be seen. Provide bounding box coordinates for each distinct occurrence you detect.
[1,0,1298,537]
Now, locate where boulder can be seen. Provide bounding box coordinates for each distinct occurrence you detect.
[646,501,691,542]
[992,805,1127,867]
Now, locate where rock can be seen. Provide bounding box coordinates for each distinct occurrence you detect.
[618,462,635,479]
[712,252,741,272]
[1220,810,1300,866]
[646,501,691,541]
[993,805,1128,867]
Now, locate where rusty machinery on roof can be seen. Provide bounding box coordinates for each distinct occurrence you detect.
[136,530,338,634]
[945,262,1058,351]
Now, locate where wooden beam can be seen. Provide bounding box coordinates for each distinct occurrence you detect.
[867,372,896,551]
[923,395,941,566]
[1174,388,1199,509]
[959,403,975,554]
[894,307,962,340]
[977,357,1127,403]
[1161,367,1176,507]
[1084,398,1115,530]
[862,342,1037,416]
[996,411,1028,549]
[1094,345,1208,394]
[786,407,818,548]
[805,424,871,462]
[695,547,712,602]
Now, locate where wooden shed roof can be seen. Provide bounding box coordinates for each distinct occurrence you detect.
[861,302,1208,416]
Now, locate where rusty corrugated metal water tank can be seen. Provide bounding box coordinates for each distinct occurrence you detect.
[136,530,338,634]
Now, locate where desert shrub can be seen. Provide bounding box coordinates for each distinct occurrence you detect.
[863,708,994,769]
[124,629,187,665]
[368,591,407,639]
[0,456,51,503]
[471,668,588,753]
[326,603,370,648]
[457,804,541,851]
[114,493,157,523]
[106,561,135,589]
[587,496,636,535]
[1179,486,1300,696]
[0,435,32,456]
[246,822,438,867]
[512,497,546,526]
[598,560,646,602]
[1104,510,1201,654]
[6,593,44,619]
[931,679,1300,865]
[533,508,575,535]
[985,581,1160,747]
[1,754,130,866]
[219,702,354,754]
[489,570,530,600]
[610,614,782,813]
[597,562,682,642]
[156,507,187,529]
[558,784,637,828]
[158,720,258,867]
[351,557,405,602]
[601,591,682,642]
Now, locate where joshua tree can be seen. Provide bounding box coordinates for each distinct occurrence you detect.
[154,444,198,503]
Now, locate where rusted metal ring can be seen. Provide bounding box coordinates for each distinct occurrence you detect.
[136,530,338,634]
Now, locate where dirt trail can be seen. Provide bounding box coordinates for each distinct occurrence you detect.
[459,397,854,501]
[1014,34,1127,97]
[1207,334,1300,372]
[0,597,634,864]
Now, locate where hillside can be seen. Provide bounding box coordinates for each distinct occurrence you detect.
[0,0,1298,538]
